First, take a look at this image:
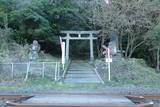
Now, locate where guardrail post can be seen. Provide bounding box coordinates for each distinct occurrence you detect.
[58,62,60,80]
[24,62,30,81]
[55,62,57,81]
[42,62,45,78]
[11,63,14,79]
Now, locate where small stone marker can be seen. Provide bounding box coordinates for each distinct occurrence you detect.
[29,40,40,61]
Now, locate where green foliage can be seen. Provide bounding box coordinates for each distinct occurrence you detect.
[85,0,160,59]
[0,0,159,69]
[145,23,160,49]
[0,0,87,45]
[0,28,13,49]
[96,59,160,87]
[0,74,104,90]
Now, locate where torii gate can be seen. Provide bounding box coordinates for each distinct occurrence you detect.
[60,31,100,61]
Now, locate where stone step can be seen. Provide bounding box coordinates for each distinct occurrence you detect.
[65,77,100,81]
[67,72,95,74]
[64,81,101,84]
[64,61,102,84]
[66,74,97,78]
[70,66,89,67]
[64,78,101,83]
[68,70,94,72]
[66,76,97,79]
[70,63,89,65]
[69,65,90,67]
[67,72,95,76]
[29,68,43,70]
[70,64,90,65]
[71,62,88,63]
[70,64,90,66]
[70,65,89,67]
[69,67,90,69]
[64,77,101,81]
[68,69,93,71]
[66,77,98,79]
[29,69,42,72]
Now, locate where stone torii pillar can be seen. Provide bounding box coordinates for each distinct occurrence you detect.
[66,33,70,61]
[90,33,94,61]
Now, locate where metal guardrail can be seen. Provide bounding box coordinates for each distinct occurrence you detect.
[54,62,61,81]
[0,62,61,81]
[94,66,105,84]
[62,60,71,79]
[92,64,105,84]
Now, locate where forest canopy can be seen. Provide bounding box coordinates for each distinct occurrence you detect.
[0,0,160,71]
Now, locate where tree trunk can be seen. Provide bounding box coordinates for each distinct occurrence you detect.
[119,32,124,57]
[156,47,160,72]
[125,36,130,58]
[4,15,8,29]
[128,40,145,58]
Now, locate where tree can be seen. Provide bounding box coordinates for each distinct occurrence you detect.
[0,1,14,50]
[89,0,160,58]
[145,23,160,72]
[0,0,83,44]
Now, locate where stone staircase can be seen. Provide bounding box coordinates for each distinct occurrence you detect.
[64,60,102,84]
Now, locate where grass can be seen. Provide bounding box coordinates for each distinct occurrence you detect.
[37,56,61,62]
[1,58,160,90]
[96,58,160,88]
[0,74,105,90]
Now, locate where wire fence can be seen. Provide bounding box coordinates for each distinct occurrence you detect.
[0,62,62,81]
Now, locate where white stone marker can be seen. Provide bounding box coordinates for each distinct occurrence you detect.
[62,42,65,69]
[60,37,66,70]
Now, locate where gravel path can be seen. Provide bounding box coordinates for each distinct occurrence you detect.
[0,85,160,107]
[0,85,159,96]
